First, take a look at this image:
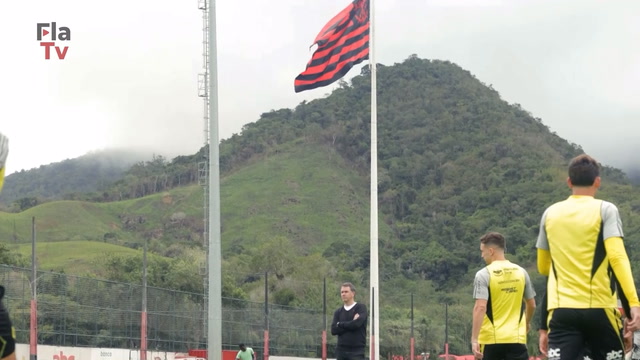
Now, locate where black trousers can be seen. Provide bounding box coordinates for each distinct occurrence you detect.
[548,308,624,360]
[336,348,366,360]
[481,343,528,360]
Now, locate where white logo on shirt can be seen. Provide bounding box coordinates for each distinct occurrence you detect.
[606,350,623,360]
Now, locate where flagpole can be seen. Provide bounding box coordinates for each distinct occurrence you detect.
[368,0,379,359]
[208,0,222,360]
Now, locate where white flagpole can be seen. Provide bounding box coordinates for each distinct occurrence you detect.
[208,1,222,360]
[368,0,379,359]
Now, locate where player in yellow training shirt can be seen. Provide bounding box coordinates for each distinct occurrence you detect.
[471,232,536,360]
[0,133,7,193]
[537,154,640,360]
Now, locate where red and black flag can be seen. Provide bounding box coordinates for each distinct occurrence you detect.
[294,0,370,93]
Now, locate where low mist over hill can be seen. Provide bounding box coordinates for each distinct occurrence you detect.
[0,148,153,206]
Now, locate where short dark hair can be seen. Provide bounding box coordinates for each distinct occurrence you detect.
[239,343,245,348]
[341,282,356,292]
[568,154,600,187]
[480,232,505,250]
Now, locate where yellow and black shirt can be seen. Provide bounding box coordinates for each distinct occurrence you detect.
[473,260,535,344]
[536,195,640,310]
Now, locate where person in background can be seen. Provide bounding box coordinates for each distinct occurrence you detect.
[0,132,8,192]
[471,232,536,360]
[236,344,256,360]
[331,282,368,360]
[0,132,15,360]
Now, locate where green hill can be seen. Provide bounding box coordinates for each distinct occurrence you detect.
[1,55,639,355]
[0,143,381,256]
[0,149,152,207]
[0,186,203,250]
[220,140,384,254]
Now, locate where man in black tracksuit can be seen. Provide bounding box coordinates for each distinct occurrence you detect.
[331,282,368,360]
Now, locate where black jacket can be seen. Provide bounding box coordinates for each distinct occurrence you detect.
[0,285,15,358]
[331,303,368,351]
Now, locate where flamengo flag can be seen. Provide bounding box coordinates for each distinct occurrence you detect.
[294,0,370,93]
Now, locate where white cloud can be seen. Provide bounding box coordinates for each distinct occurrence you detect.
[1,0,638,174]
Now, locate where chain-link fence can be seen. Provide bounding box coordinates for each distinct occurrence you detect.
[0,265,331,356]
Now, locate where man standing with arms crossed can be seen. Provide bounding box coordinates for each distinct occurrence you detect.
[471,232,536,360]
[537,154,640,360]
[0,132,16,360]
[331,282,368,360]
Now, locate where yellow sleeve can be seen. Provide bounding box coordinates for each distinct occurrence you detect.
[0,167,4,192]
[605,236,640,307]
[537,248,551,276]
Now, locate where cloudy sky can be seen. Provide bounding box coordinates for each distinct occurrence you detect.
[1,0,638,175]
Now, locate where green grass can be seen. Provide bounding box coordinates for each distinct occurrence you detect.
[10,240,143,275]
[220,142,390,254]
[0,201,121,242]
[0,142,390,269]
[0,186,204,246]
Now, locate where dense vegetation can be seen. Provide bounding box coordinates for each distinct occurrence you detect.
[0,149,153,209]
[1,55,640,356]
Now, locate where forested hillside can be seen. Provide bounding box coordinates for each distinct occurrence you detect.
[1,55,639,355]
[0,149,152,208]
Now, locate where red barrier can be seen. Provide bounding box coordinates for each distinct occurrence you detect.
[223,350,237,360]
